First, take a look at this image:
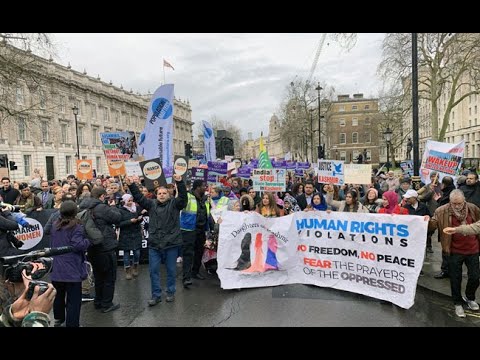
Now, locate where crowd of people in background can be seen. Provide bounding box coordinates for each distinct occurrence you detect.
[3,162,480,325]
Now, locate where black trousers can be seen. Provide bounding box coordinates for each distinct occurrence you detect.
[181,229,206,281]
[52,281,82,327]
[448,253,480,305]
[89,250,117,309]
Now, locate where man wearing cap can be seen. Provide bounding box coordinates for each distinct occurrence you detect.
[403,189,431,218]
[180,180,211,286]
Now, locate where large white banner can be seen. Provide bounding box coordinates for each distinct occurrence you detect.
[217,211,428,309]
[138,84,174,171]
[344,164,372,184]
[420,140,464,185]
[203,120,216,162]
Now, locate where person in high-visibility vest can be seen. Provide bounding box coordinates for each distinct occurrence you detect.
[180,180,211,287]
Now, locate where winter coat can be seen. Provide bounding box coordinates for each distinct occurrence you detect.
[129,180,187,250]
[429,202,480,253]
[50,222,90,282]
[78,197,122,253]
[117,207,142,251]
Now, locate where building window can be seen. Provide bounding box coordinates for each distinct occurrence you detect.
[339,105,345,112]
[339,119,346,127]
[475,105,478,115]
[352,105,358,111]
[96,156,101,174]
[18,117,26,140]
[16,86,24,105]
[41,120,48,142]
[103,108,109,123]
[340,151,346,161]
[39,88,46,109]
[60,95,66,113]
[61,123,67,143]
[352,132,358,143]
[82,156,87,160]
[91,104,96,119]
[78,126,84,145]
[23,155,31,177]
[365,132,371,143]
[364,105,370,110]
[470,108,472,116]
[66,156,72,174]
[92,127,98,146]
[115,111,120,124]
[352,118,358,126]
[340,133,346,144]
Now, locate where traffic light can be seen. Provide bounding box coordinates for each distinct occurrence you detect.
[318,145,325,159]
[184,143,193,158]
[9,161,17,171]
[0,154,7,168]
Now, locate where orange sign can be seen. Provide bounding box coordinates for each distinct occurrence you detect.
[76,159,93,180]
[107,159,126,176]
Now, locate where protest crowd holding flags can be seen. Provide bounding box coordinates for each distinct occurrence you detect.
[3,77,480,325]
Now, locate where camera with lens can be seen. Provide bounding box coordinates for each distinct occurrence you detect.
[25,280,50,300]
[1,257,52,283]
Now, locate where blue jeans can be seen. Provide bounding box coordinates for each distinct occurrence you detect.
[123,249,141,268]
[148,246,179,299]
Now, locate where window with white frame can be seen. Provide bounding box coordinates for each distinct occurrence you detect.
[16,86,24,105]
[18,117,26,140]
[338,105,345,112]
[91,104,96,120]
[339,118,346,127]
[23,155,31,177]
[61,123,67,143]
[352,105,358,111]
[96,156,101,174]
[340,133,346,144]
[78,126,84,145]
[364,105,370,110]
[340,151,346,161]
[352,132,358,143]
[352,118,358,126]
[66,156,72,174]
[92,127,98,146]
[115,110,120,124]
[60,95,66,113]
[353,150,360,161]
[103,108,109,123]
[41,120,48,142]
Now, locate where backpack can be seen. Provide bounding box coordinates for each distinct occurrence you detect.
[77,209,104,245]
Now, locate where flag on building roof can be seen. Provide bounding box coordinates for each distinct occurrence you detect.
[258,132,273,169]
[163,59,175,70]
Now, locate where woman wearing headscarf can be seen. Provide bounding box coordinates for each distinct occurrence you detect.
[361,188,383,214]
[378,190,409,215]
[283,194,301,215]
[118,193,143,280]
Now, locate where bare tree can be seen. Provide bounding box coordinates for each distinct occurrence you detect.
[0,33,57,136]
[378,33,480,141]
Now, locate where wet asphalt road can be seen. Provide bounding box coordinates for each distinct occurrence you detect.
[78,264,480,327]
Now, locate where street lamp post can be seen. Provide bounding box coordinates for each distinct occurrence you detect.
[72,105,80,159]
[309,108,315,161]
[315,83,323,159]
[383,126,393,172]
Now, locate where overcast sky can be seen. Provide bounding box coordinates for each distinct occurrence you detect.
[53,33,385,139]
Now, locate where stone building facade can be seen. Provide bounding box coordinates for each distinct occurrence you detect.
[0,47,193,182]
[325,94,381,165]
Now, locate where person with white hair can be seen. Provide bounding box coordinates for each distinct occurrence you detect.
[117,193,144,280]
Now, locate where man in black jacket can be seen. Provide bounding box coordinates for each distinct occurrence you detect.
[0,178,20,205]
[126,174,187,306]
[79,187,122,313]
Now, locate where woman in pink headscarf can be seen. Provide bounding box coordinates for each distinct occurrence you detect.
[378,191,409,215]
